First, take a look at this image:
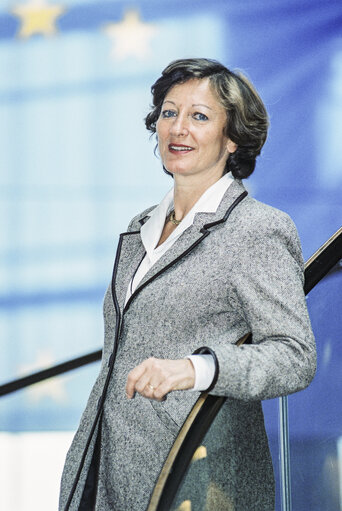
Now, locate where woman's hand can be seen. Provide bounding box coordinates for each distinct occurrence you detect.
[125,357,195,401]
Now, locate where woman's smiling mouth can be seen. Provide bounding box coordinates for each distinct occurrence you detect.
[168,144,194,153]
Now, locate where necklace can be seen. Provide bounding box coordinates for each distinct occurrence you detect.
[169,210,182,225]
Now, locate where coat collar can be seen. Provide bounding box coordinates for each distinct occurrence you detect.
[112,179,248,313]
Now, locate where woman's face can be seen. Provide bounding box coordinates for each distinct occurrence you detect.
[156,78,237,182]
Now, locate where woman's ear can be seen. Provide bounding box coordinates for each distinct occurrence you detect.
[227,139,238,154]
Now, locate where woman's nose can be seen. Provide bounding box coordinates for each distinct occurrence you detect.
[170,114,189,137]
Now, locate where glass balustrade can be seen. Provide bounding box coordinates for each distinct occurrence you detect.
[147,256,342,511]
[289,267,342,511]
[0,362,100,511]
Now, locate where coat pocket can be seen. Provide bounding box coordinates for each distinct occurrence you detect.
[149,390,200,437]
[149,400,180,436]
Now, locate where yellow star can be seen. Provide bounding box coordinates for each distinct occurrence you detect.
[18,349,68,404]
[103,10,158,61]
[12,0,65,38]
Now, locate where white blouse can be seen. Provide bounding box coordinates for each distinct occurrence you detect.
[125,172,234,390]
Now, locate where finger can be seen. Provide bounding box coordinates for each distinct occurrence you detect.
[128,358,160,397]
[153,388,168,401]
[135,371,156,395]
[143,382,166,401]
[142,382,159,400]
[126,364,146,399]
[154,378,173,400]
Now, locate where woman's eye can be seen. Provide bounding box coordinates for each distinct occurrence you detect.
[193,112,208,121]
[161,109,177,118]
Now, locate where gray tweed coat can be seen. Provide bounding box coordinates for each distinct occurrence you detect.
[59,179,316,511]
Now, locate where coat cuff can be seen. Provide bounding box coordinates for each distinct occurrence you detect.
[192,346,220,392]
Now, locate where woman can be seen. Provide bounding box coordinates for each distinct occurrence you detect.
[59,58,316,511]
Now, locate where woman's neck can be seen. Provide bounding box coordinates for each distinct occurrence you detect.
[172,173,223,221]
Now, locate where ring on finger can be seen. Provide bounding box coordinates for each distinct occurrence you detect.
[148,383,155,391]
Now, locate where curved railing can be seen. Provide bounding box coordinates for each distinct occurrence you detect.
[147,226,342,511]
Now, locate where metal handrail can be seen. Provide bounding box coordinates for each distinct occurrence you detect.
[0,349,102,397]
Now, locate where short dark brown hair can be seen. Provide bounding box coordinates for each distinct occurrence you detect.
[145,58,269,179]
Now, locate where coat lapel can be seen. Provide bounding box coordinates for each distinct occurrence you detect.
[126,180,247,311]
[113,179,248,313]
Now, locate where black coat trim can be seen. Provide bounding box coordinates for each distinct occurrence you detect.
[123,191,248,313]
[78,414,102,510]
[63,233,125,510]
[63,190,248,509]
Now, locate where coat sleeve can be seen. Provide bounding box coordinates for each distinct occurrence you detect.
[204,210,316,401]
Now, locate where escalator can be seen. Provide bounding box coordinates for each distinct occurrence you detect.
[147,227,342,511]
[1,227,341,511]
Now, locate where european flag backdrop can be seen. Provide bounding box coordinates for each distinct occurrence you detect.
[0,1,341,509]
